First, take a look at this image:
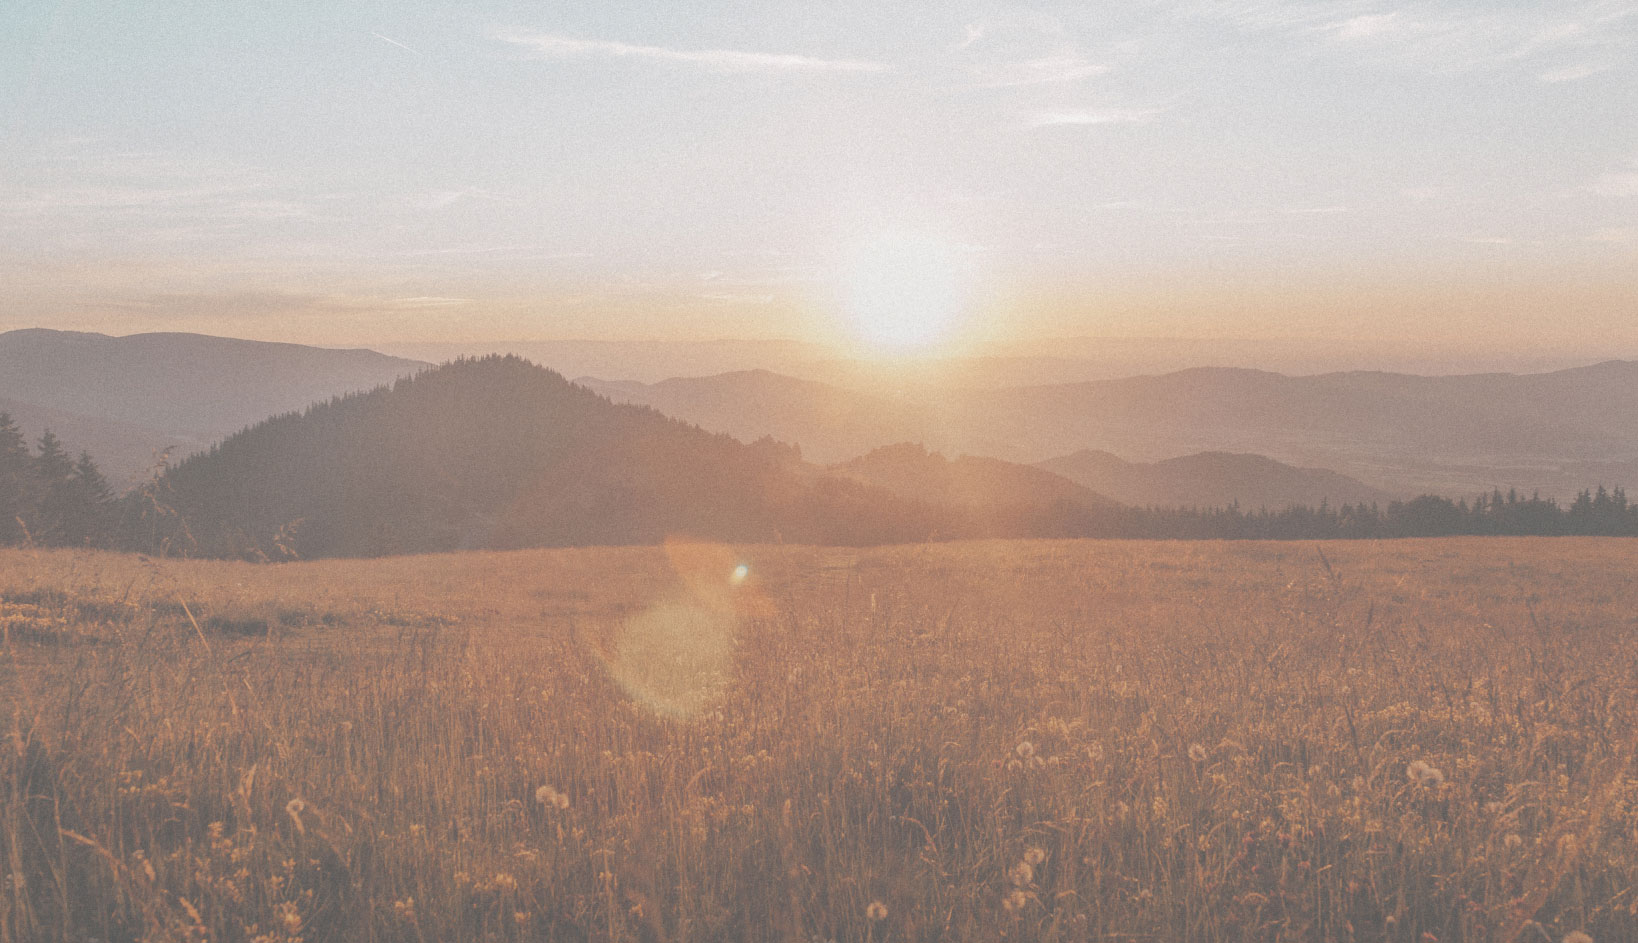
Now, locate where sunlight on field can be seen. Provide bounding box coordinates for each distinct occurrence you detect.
[610,601,735,719]
[3,539,1637,942]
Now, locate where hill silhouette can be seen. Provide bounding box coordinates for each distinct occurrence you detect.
[149,356,957,558]
[835,441,1112,510]
[1037,450,1392,509]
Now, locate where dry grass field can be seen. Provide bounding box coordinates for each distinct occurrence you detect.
[3,538,1636,942]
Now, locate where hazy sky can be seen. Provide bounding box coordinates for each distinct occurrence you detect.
[2,1,1635,350]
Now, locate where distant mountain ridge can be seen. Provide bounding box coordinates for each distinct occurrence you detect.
[581,361,1638,499]
[1037,450,1393,510]
[833,443,1115,513]
[0,329,427,481]
[0,395,199,486]
[153,356,976,558]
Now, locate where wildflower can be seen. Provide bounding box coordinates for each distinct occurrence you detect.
[1023,847,1047,866]
[866,900,888,921]
[1008,861,1034,886]
[1563,933,1593,943]
[284,798,307,834]
[1188,743,1208,763]
[1406,760,1445,786]
[1002,889,1028,912]
[276,901,302,934]
[535,785,569,809]
[1015,741,1036,760]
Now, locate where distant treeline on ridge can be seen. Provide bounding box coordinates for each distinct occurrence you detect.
[3,356,1637,558]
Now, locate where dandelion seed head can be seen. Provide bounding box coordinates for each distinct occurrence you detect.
[1024,847,1047,866]
[1002,888,1028,912]
[1015,740,1035,759]
[1189,743,1208,763]
[1504,833,1523,849]
[866,900,888,921]
[1563,932,1593,943]
[1009,861,1034,886]
[1406,760,1445,785]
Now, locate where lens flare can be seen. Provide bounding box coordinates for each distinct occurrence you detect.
[592,540,768,719]
[609,601,734,719]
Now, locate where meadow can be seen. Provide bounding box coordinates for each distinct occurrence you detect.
[2,538,1635,942]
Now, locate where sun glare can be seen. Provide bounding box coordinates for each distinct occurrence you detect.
[841,231,965,354]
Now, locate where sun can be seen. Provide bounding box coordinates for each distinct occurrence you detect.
[841,231,965,353]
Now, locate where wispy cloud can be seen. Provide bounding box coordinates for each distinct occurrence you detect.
[1588,226,1637,244]
[951,12,1110,88]
[1172,0,1638,78]
[0,147,308,229]
[495,30,891,74]
[1028,106,1163,127]
[1539,62,1611,82]
[953,24,986,52]
[371,32,422,56]
[386,296,470,309]
[1588,169,1638,197]
[972,55,1109,88]
[413,187,506,211]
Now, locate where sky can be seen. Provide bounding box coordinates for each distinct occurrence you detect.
[1,0,1635,352]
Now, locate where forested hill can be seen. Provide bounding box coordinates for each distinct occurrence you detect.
[151,356,952,558]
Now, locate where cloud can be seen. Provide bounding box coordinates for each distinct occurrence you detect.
[1589,170,1638,197]
[1282,204,1351,214]
[386,296,471,309]
[972,55,1109,88]
[1028,107,1163,127]
[1539,62,1610,82]
[1588,226,1637,243]
[1173,0,1638,78]
[496,30,891,74]
[953,23,986,51]
[371,32,422,56]
[1328,13,1402,39]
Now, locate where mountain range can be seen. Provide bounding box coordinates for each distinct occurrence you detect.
[0,329,425,482]
[6,328,1637,514]
[153,356,976,557]
[1037,450,1392,510]
[580,362,1638,499]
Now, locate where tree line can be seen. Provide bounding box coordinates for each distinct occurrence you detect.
[5,401,1638,556]
[1042,486,1638,540]
[0,412,116,547]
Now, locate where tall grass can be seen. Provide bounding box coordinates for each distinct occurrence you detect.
[2,539,1635,942]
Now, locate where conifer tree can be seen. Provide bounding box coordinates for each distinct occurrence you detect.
[0,412,34,544]
[64,451,114,545]
[32,430,77,544]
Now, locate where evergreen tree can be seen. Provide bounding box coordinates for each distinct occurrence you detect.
[32,430,78,544]
[63,451,114,546]
[0,412,34,544]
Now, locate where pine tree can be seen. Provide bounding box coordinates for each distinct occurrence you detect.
[0,412,34,544]
[32,430,77,544]
[64,451,114,546]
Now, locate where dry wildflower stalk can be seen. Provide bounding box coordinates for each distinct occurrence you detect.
[1,540,1635,941]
